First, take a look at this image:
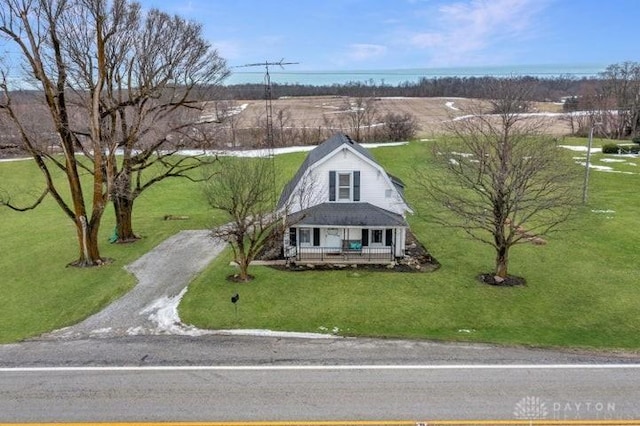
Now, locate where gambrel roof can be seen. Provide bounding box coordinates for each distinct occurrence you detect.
[277,133,372,209]
[277,133,409,210]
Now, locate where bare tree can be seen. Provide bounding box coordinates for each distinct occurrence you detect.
[66,3,228,242]
[415,79,578,281]
[210,100,242,147]
[1,0,229,251]
[0,0,117,266]
[274,107,293,146]
[599,62,640,139]
[383,112,419,141]
[340,97,377,142]
[203,158,276,281]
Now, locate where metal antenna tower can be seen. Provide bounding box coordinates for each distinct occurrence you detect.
[233,59,299,204]
[234,59,298,150]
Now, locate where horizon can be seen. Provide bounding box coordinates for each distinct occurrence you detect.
[224,63,609,86]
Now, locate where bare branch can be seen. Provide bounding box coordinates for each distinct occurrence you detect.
[0,187,49,211]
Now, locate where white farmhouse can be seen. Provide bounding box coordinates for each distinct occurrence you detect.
[277,133,412,264]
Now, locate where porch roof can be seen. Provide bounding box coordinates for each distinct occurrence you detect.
[288,202,407,227]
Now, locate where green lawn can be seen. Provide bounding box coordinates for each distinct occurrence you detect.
[180,140,640,350]
[0,158,221,343]
[2,139,640,349]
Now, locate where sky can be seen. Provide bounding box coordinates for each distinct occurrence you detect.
[138,0,640,71]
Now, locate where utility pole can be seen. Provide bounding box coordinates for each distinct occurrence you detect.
[232,59,299,205]
[582,122,601,204]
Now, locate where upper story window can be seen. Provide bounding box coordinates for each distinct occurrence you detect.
[329,170,360,202]
[338,173,351,200]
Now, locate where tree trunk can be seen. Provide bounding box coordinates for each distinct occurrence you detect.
[495,245,509,278]
[72,215,104,267]
[237,259,250,281]
[113,195,139,243]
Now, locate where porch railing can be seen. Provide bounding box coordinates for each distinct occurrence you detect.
[287,246,394,263]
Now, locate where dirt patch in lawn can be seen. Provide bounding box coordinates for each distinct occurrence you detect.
[477,273,526,286]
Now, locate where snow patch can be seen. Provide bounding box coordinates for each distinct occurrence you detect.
[591,209,615,214]
[450,151,474,157]
[90,327,113,335]
[175,141,408,159]
[600,158,626,163]
[445,101,460,111]
[214,329,335,339]
[452,114,476,122]
[560,145,603,153]
[0,157,32,163]
[451,111,568,122]
[3,142,409,164]
[136,288,210,337]
[199,103,248,122]
[575,161,613,171]
[127,286,337,339]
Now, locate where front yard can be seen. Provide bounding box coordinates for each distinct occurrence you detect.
[2,140,639,349]
[179,140,640,349]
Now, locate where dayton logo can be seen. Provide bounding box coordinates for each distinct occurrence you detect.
[514,396,549,419]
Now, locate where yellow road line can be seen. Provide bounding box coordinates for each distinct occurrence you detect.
[1,422,414,426]
[426,420,640,425]
[2,421,640,426]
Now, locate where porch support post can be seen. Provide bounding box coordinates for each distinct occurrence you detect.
[392,228,396,260]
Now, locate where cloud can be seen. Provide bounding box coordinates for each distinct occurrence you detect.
[409,0,549,66]
[212,40,242,60]
[347,43,388,62]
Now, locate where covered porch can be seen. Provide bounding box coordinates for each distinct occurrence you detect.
[284,202,407,265]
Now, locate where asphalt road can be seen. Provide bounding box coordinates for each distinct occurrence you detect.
[2,364,639,422]
[1,335,640,422]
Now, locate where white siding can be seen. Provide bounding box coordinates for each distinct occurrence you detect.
[286,146,406,215]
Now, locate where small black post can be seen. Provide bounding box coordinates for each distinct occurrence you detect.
[231,293,240,322]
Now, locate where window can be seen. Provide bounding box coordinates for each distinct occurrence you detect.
[299,228,311,245]
[330,170,360,202]
[338,173,351,200]
[372,229,383,244]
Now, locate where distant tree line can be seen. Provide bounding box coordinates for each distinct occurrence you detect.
[218,75,591,103]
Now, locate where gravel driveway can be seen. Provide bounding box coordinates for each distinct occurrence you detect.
[43,230,226,340]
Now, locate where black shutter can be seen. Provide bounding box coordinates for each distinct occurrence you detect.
[329,171,336,201]
[361,228,369,246]
[289,228,297,246]
[313,228,320,246]
[385,229,393,247]
[353,171,360,201]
